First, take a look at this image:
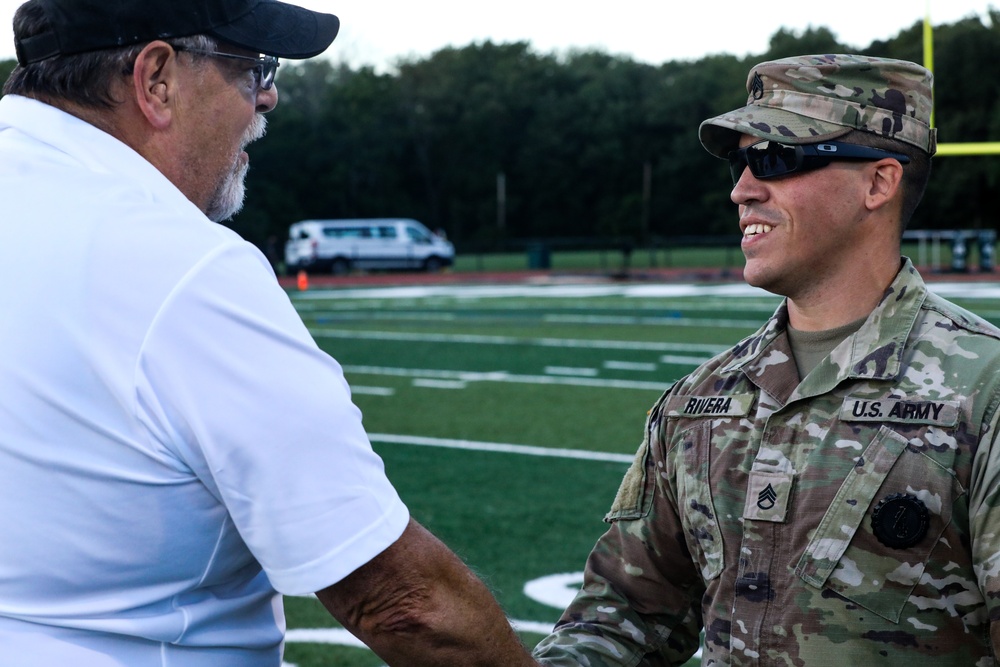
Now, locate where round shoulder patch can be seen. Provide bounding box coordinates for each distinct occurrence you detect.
[871,493,929,549]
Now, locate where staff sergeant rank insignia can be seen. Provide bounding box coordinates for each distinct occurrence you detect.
[750,71,764,100]
[757,483,777,510]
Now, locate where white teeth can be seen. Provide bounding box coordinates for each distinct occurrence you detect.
[743,223,773,237]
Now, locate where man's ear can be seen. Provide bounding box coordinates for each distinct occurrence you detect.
[130,41,179,130]
[865,159,904,213]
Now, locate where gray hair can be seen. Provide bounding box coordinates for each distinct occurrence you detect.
[3,0,216,108]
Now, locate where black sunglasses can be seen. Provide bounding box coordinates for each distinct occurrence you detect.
[173,45,280,91]
[728,140,911,185]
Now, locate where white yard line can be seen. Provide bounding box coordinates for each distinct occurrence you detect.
[311,327,725,354]
[367,433,634,463]
[348,385,395,396]
[544,313,760,328]
[411,378,468,389]
[544,366,599,377]
[661,353,717,365]
[343,364,672,391]
[604,360,658,371]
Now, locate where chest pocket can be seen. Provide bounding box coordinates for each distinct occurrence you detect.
[794,426,964,623]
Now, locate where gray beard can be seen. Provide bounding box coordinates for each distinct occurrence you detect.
[206,114,267,223]
[205,159,249,223]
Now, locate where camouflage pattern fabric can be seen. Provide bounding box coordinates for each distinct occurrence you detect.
[533,259,1000,666]
[699,54,937,158]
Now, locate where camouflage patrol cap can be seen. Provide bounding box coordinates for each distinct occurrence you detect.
[699,54,937,158]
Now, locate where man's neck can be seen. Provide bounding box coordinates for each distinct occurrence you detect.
[785,256,902,331]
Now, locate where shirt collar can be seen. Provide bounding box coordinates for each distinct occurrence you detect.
[723,258,926,384]
[0,94,201,217]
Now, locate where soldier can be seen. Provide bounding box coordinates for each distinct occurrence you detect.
[533,54,1000,665]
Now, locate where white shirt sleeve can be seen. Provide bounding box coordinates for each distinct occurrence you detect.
[134,242,409,596]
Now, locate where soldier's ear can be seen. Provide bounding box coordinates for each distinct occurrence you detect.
[864,158,904,213]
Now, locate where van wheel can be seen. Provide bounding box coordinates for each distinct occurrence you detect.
[424,256,443,273]
[331,258,350,275]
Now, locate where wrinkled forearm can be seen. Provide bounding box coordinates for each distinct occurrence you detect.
[317,518,538,667]
[347,568,535,666]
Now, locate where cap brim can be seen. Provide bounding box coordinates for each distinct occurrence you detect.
[209,0,340,59]
[699,105,852,158]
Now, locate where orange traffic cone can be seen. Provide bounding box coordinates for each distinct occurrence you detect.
[296,270,309,291]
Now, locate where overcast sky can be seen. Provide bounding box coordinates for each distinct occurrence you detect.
[0,0,995,69]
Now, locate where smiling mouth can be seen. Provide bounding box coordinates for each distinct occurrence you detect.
[743,223,774,238]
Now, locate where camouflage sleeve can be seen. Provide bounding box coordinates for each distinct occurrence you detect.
[533,392,705,666]
[969,390,1000,655]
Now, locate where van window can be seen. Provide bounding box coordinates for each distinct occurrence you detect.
[324,227,371,239]
[378,226,398,239]
[406,226,432,244]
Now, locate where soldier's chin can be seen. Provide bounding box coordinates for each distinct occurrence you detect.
[741,264,785,297]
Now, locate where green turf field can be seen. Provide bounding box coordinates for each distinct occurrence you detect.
[279,278,1000,667]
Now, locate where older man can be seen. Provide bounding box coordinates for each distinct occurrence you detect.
[0,1,536,665]
[534,54,1000,666]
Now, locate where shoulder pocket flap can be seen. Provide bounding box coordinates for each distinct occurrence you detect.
[605,432,651,522]
[606,391,672,522]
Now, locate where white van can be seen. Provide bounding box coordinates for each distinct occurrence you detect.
[284,218,455,274]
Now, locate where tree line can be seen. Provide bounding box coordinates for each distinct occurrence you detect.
[3,14,999,256]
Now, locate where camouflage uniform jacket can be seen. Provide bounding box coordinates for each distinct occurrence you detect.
[534,260,1000,666]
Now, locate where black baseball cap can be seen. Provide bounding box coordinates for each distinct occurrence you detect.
[14,0,340,65]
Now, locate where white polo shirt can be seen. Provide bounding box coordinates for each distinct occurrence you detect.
[0,94,409,666]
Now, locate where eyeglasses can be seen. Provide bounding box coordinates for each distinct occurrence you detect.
[728,140,911,185]
[173,46,279,91]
